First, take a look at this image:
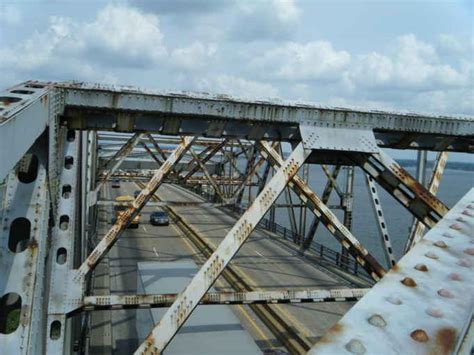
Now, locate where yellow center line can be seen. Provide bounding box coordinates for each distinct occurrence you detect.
[168,221,273,348]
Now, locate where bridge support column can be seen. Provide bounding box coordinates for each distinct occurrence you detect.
[0,135,50,354]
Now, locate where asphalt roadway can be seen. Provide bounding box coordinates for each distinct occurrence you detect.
[88,182,357,354]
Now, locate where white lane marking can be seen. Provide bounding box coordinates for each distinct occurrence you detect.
[143,226,148,233]
[255,251,264,257]
[153,247,159,257]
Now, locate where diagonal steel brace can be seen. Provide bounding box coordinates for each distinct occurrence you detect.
[134,142,309,354]
[75,136,195,281]
[258,141,386,281]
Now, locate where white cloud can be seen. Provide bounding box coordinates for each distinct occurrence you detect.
[252,41,351,81]
[348,34,470,90]
[81,4,167,67]
[171,42,217,70]
[229,0,301,41]
[196,75,279,98]
[272,0,300,23]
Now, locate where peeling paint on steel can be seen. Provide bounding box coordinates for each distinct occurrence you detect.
[309,188,474,355]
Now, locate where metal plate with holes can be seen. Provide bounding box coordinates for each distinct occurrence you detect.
[309,188,474,355]
[300,124,379,153]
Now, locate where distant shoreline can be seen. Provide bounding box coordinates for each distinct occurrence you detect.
[398,159,474,172]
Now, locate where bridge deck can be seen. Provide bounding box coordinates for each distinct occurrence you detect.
[88,182,361,353]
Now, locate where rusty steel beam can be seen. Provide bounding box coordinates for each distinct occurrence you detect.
[309,188,474,355]
[74,136,195,280]
[365,174,397,267]
[99,133,142,171]
[82,288,369,312]
[404,151,449,252]
[188,147,228,202]
[350,151,449,228]
[146,133,169,162]
[259,141,386,281]
[301,166,341,251]
[91,133,144,207]
[135,142,309,354]
[181,140,226,180]
[140,141,163,165]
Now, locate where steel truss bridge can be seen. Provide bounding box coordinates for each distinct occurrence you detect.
[0,81,473,354]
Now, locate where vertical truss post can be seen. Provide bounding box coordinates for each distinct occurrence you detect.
[350,150,448,228]
[135,142,309,354]
[365,174,396,267]
[301,166,341,251]
[0,137,50,354]
[259,142,386,281]
[188,148,227,203]
[46,130,81,354]
[278,145,298,239]
[404,151,449,252]
[340,166,355,268]
[235,146,258,204]
[75,136,195,280]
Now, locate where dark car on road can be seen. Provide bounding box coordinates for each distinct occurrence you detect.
[150,211,169,226]
[134,190,141,198]
[111,179,120,188]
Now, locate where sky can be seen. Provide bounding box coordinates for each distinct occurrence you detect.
[0,0,473,161]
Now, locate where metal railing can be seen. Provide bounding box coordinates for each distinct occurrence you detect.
[191,186,369,280]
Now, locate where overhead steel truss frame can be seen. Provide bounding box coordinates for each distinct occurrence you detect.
[0,80,473,355]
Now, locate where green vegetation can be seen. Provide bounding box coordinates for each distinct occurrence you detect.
[5,308,20,334]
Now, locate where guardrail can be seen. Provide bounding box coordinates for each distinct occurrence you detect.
[191,186,369,280]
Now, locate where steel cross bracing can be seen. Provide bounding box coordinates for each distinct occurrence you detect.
[0,80,473,355]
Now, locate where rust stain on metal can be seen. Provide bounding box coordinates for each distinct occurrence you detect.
[401,277,417,287]
[318,323,344,344]
[432,327,456,355]
[414,263,428,272]
[411,329,429,342]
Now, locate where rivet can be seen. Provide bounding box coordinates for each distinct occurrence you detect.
[449,272,462,281]
[414,264,428,272]
[450,223,462,230]
[411,329,429,342]
[462,210,473,217]
[368,314,386,327]
[464,248,474,256]
[426,308,443,318]
[457,258,472,267]
[345,339,366,354]
[386,296,402,305]
[467,204,474,210]
[437,289,454,298]
[442,232,454,238]
[401,277,417,287]
[425,251,439,259]
[434,240,448,248]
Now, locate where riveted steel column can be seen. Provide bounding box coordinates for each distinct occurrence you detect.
[404,151,449,252]
[0,136,49,354]
[46,130,82,354]
[365,174,396,267]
